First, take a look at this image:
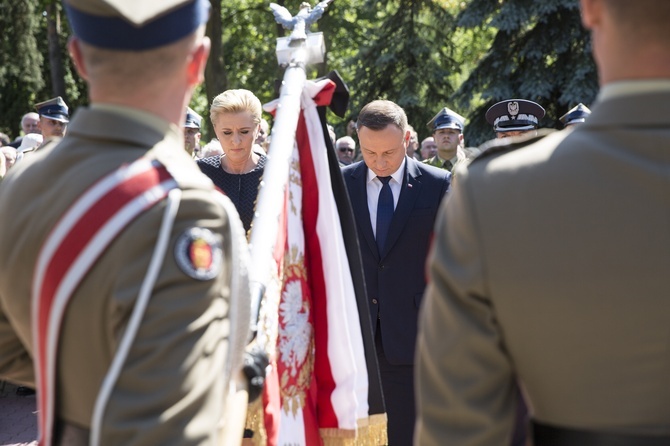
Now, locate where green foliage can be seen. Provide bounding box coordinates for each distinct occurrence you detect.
[453,0,598,145]
[1,0,598,150]
[349,0,461,140]
[0,0,86,139]
[0,0,44,138]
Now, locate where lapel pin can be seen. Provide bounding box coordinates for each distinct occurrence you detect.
[408,183,413,188]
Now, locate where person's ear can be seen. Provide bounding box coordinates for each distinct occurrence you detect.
[580,0,603,30]
[187,37,211,87]
[68,37,89,81]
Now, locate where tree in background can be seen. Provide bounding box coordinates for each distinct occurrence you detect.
[0,1,44,138]
[1,0,598,148]
[0,0,86,140]
[453,0,598,146]
[201,0,362,142]
[348,0,461,140]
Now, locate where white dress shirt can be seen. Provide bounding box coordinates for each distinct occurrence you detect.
[366,158,406,238]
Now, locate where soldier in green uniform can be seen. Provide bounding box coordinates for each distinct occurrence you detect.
[416,0,670,444]
[0,0,251,444]
[423,107,466,172]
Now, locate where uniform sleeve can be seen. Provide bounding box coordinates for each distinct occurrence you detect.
[0,304,34,386]
[96,187,248,446]
[415,168,517,446]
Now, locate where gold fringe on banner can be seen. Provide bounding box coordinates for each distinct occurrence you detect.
[320,427,356,446]
[244,397,267,446]
[355,413,388,446]
[319,414,388,446]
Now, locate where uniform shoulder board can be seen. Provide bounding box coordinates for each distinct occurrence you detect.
[470,128,556,165]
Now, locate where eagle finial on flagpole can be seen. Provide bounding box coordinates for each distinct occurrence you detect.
[270,0,334,46]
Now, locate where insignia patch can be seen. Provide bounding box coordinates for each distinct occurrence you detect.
[508,101,519,117]
[174,227,222,281]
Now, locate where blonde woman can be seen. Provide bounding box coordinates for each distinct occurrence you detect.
[198,89,267,233]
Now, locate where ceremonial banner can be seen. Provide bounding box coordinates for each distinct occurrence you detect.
[254,78,386,446]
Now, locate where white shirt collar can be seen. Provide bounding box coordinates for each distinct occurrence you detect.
[366,157,406,185]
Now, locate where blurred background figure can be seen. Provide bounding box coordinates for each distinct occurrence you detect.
[485,98,544,139]
[254,117,270,153]
[335,135,356,166]
[424,107,466,172]
[8,112,40,149]
[184,107,202,157]
[198,139,224,159]
[35,96,69,141]
[327,123,337,147]
[198,89,267,235]
[15,133,43,161]
[1,146,17,170]
[405,125,420,160]
[420,136,437,160]
[560,103,592,128]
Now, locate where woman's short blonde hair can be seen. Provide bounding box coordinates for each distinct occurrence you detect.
[210,89,262,125]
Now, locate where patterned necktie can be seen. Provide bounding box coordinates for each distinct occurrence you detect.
[376,176,394,254]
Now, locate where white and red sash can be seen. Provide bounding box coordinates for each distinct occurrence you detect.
[31,158,177,446]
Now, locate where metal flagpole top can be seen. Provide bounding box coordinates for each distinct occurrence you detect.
[270,0,332,65]
[248,1,334,344]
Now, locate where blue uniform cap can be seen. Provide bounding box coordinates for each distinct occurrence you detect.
[64,0,211,51]
[485,99,545,133]
[35,96,69,123]
[427,107,465,132]
[560,103,591,127]
[185,107,202,129]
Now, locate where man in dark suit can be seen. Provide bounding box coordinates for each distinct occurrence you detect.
[342,100,450,445]
[415,0,670,445]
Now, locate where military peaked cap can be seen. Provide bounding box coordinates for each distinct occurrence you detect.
[427,107,465,132]
[184,107,202,129]
[35,96,69,123]
[485,99,545,133]
[63,0,211,50]
[560,103,591,127]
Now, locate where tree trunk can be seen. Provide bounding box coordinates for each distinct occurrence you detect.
[204,0,227,141]
[46,1,66,99]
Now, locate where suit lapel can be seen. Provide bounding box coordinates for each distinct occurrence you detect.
[380,158,422,259]
[349,163,379,259]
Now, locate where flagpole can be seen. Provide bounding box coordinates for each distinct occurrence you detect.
[248,7,329,348]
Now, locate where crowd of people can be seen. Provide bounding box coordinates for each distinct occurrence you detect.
[1,0,669,445]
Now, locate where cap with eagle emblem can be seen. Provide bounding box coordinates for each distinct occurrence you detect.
[485,98,545,133]
[63,0,211,50]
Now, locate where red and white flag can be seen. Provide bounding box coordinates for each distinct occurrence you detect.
[254,78,387,446]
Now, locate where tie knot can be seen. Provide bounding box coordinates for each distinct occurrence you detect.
[378,176,392,185]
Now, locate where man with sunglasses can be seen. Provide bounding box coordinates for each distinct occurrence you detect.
[335,135,356,166]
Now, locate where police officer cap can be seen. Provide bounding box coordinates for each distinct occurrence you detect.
[427,107,465,132]
[63,0,211,51]
[560,103,591,127]
[35,96,69,123]
[485,99,545,132]
[184,107,202,129]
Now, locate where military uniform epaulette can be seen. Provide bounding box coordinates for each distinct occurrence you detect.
[469,128,556,166]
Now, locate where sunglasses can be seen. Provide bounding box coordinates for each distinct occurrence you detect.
[339,148,354,153]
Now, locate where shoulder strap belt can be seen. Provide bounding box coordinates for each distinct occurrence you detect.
[31,158,177,446]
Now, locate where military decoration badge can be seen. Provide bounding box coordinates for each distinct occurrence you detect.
[175,227,223,280]
[508,101,519,117]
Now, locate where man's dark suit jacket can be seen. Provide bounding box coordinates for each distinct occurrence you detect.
[342,157,450,364]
